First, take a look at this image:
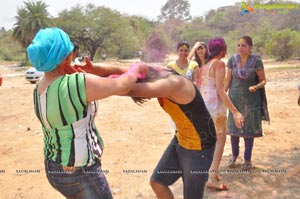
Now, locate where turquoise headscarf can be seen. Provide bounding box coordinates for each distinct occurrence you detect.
[27,28,74,72]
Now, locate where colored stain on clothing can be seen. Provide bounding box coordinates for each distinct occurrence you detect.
[158,86,216,150]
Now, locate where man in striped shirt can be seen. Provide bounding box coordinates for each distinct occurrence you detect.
[27,27,147,199]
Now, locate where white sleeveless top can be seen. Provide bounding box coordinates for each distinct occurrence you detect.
[200,60,227,120]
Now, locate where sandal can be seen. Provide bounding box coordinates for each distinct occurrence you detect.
[242,161,252,170]
[206,181,229,191]
[228,157,237,168]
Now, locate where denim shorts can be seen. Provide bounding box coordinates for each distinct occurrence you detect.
[151,136,214,199]
[45,158,113,199]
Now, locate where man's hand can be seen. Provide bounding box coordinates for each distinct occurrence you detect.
[74,56,93,73]
[130,62,148,79]
[63,63,80,74]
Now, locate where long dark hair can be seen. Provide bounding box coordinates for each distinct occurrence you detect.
[133,66,178,105]
[194,42,209,67]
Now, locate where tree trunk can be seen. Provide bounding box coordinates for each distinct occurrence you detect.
[89,50,96,61]
[25,51,28,61]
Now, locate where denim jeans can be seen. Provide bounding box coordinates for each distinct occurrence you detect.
[230,136,254,161]
[45,159,113,199]
[151,136,215,199]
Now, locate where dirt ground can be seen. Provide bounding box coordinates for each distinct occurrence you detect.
[0,60,299,199]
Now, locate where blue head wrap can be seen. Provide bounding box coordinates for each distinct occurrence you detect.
[27,28,74,72]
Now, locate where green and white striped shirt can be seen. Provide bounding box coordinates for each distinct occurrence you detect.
[34,73,103,167]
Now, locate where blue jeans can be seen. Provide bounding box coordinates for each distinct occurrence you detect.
[151,137,215,199]
[230,136,254,161]
[45,159,113,199]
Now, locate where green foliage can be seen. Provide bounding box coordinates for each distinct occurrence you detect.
[252,17,272,56]
[183,17,213,45]
[128,16,154,46]
[158,0,191,21]
[224,30,241,55]
[265,28,300,60]
[204,1,300,59]
[107,25,140,59]
[2,51,13,61]
[20,60,32,67]
[2,0,300,62]
[56,4,140,60]
[11,0,51,51]
[280,10,300,31]
[158,18,185,48]
[0,30,25,62]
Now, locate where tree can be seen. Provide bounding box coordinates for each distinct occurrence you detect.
[280,7,300,31]
[205,6,241,35]
[265,28,300,60]
[252,17,272,56]
[224,30,241,55]
[127,15,154,47]
[12,0,51,60]
[56,4,139,60]
[0,30,23,62]
[182,17,213,45]
[158,0,191,21]
[158,18,185,48]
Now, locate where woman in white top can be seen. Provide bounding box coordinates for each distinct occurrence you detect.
[188,41,209,89]
[200,37,244,191]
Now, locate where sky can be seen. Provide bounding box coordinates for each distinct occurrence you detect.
[0,0,240,30]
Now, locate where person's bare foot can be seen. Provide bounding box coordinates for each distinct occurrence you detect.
[214,174,222,181]
[206,180,229,191]
[206,173,229,191]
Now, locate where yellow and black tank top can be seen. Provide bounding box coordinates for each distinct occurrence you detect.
[158,85,216,150]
